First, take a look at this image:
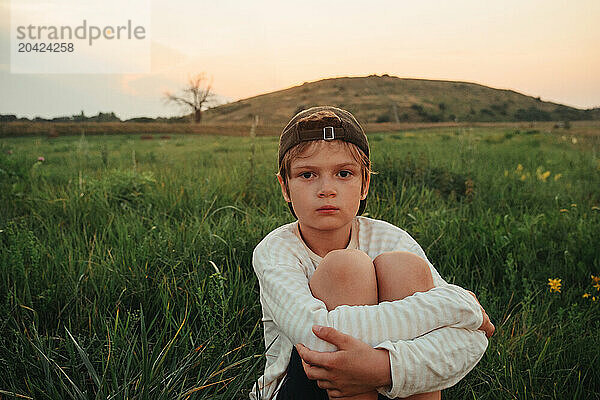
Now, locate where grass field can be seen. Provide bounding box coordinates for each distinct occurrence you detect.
[0,126,599,399]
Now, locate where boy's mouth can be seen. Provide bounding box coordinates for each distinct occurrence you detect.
[317,205,339,211]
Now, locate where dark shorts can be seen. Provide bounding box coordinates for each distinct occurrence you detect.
[276,347,390,400]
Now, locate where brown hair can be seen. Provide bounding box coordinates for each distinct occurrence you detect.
[277,140,373,199]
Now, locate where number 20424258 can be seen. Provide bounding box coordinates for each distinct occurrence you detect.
[18,42,74,52]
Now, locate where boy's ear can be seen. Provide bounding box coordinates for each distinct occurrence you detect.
[277,174,291,202]
[360,172,370,200]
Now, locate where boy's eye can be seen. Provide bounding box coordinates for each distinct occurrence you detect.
[300,172,313,179]
[338,170,352,178]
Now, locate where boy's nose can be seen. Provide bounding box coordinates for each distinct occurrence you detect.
[318,190,335,198]
[318,178,336,197]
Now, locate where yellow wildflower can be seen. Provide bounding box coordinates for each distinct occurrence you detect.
[592,275,600,283]
[583,293,590,298]
[535,167,551,182]
[559,209,569,213]
[570,203,577,207]
[593,297,597,302]
[520,174,527,181]
[548,278,562,293]
[504,170,509,177]
[594,283,600,291]
[592,206,600,211]
[553,173,562,181]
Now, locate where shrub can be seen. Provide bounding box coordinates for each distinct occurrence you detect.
[410,104,424,113]
[376,113,391,123]
[514,107,552,121]
[490,102,508,116]
[0,114,18,122]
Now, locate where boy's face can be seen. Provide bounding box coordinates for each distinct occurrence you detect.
[277,140,369,234]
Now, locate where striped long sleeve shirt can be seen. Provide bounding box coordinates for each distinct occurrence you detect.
[250,216,488,399]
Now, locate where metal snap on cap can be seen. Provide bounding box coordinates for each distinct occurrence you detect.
[323,126,335,140]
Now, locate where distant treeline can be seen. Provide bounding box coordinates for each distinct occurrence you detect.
[0,121,282,138]
[0,111,190,124]
[374,103,599,124]
[2,104,598,126]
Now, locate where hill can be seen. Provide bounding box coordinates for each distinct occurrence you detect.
[202,75,600,125]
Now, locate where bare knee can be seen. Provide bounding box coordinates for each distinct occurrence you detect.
[315,249,374,285]
[373,251,434,302]
[310,249,378,310]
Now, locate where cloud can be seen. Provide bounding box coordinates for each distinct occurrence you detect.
[119,40,189,96]
[119,41,231,107]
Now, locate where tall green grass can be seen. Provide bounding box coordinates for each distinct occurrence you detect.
[0,128,598,399]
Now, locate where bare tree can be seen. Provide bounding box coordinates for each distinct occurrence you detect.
[164,73,215,123]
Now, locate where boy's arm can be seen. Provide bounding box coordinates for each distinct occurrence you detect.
[369,232,489,397]
[373,328,487,398]
[253,235,483,352]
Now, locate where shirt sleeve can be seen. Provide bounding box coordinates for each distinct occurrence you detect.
[375,328,488,398]
[253,234,483,354]
[373,230,489,398]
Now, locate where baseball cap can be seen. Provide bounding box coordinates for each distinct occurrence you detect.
[278,105,370,217]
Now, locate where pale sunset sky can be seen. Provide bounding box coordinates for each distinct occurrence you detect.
[0,0,598,119]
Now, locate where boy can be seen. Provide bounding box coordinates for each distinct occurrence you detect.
[251,106,493,400]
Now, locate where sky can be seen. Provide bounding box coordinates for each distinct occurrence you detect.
[0,0,599,119]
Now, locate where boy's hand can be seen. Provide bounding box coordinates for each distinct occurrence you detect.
[467,290,495,338]
[296,325,391,398]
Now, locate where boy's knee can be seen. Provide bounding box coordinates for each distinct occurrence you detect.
[310,249,377,309]
[316,249,375,283]
[374,251,434,295]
